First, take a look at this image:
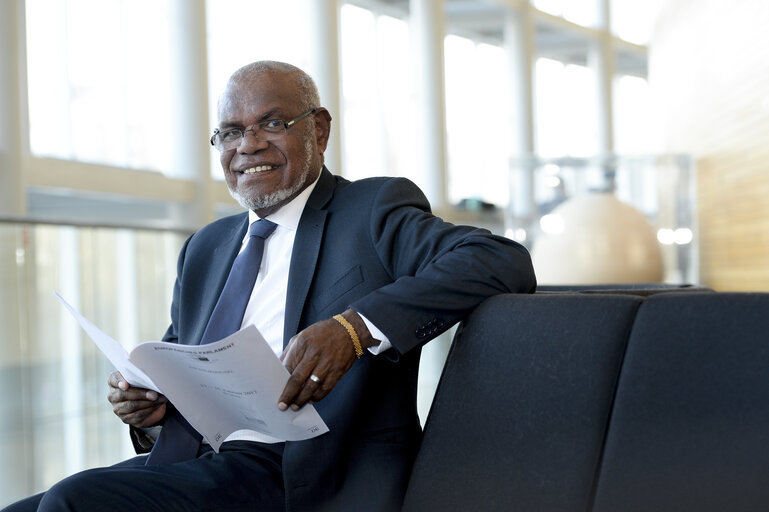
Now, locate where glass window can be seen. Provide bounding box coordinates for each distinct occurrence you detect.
[26,0,173,172]
[533,0,599,28]
[444,35,511,206]
[535,58,598,157]
[340,5,416,182]
[611,0,665,45]
[613,74,655,153]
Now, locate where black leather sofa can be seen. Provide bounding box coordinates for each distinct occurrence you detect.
[401,289,769,511]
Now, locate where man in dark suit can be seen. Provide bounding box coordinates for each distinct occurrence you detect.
[4,61,535,511]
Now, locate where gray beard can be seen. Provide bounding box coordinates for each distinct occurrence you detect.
[228,168,310,211]
[228,130,315,212]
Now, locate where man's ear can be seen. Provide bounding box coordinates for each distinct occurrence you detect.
[314,108,333,154]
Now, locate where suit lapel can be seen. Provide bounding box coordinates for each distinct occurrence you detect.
[283,168,336,346]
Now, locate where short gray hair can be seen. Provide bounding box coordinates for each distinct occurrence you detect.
[227,61,321,112]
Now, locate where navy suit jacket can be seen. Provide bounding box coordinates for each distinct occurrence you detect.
[159,168,535,511]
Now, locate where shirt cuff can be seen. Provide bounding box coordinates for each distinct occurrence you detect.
[358,313,392,355]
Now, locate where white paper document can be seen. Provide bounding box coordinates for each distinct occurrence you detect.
[54,291,329,451]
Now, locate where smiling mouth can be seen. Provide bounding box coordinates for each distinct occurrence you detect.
[241,165,277,175]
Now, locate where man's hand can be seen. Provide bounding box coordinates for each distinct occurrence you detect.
[279,309,374,411]
[108,371,168,428]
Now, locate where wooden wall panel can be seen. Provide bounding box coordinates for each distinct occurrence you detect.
[650,0,769,291]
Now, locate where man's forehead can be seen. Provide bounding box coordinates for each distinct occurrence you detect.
[218,74,298,124]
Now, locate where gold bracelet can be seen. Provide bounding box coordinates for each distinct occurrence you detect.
[333,314,363,358]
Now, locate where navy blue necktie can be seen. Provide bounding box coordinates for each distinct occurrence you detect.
[146,219,277,465]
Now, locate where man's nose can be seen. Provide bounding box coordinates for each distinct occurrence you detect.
[237,130,270,153]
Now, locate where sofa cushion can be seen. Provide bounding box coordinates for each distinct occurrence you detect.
[402,293,643,512]
[592,293,769,512]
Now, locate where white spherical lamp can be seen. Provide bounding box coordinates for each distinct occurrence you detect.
[532,194,664,285]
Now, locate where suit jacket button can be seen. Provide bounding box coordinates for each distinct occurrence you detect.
[415,328,426,339]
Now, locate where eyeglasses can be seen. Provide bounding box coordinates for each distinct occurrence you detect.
[210,108,319,151]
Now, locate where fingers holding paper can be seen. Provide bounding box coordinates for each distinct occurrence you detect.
[108,370,168,427]
[279,310,373,411]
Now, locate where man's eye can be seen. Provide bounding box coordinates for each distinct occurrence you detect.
[220,130,242,142]
[262,120,285,132]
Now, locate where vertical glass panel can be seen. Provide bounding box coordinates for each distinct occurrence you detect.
[0,224,26,503]
[0,221,186,506]
[535,58,598,157]
[340,5,384,178]
[340,5,416,182]
[533,0,600,27]
[613,74,654,153]
[611,0,665,45]
[445,36,511,206]
[25,0,173,172]
[206,0,314,179]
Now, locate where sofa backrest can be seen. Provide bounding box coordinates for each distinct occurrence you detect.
[403,291,769,512]
[537,283,713,297]
[402,293,643,512]
[592,292,769,511]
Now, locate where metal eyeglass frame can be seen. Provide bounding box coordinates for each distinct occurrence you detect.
[210,107,319,150]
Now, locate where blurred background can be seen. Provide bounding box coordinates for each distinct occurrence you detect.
[1,0,768,505]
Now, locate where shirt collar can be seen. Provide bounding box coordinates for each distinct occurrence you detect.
[247,168,322,233]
